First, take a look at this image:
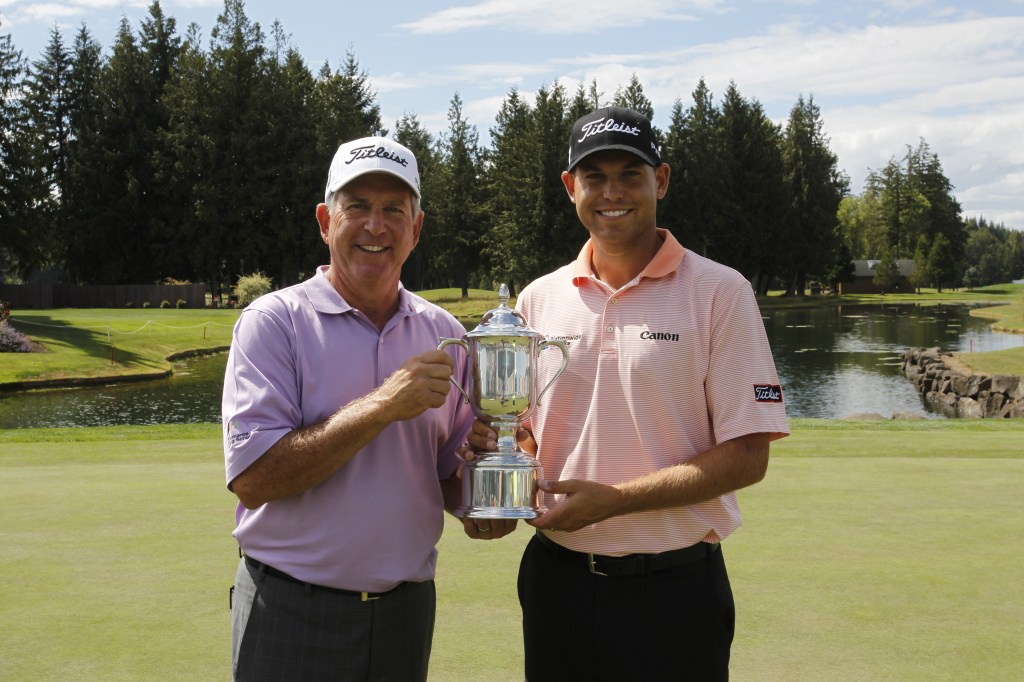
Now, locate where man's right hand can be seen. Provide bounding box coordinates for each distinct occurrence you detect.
[377,349,456,421]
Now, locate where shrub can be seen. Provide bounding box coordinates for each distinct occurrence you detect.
[125,301,134,308]
[176,299,187,308]
[160,300,171,309]
[142,301,151,308]
[0,321,32,352]
[1,300,10,324]
[234,272,273,307]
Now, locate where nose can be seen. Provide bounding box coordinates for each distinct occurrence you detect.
[602,177,624,200]
[365,205,387,235]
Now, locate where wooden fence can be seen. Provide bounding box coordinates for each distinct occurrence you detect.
[0,283,208,309]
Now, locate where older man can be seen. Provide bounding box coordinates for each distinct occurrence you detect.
[223,136,507,681]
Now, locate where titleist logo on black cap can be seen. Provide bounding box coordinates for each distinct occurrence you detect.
[577,117,642,143]
[345,144,410,167]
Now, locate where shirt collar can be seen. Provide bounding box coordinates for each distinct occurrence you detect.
[571,228,686,287]
[304,266,417,317]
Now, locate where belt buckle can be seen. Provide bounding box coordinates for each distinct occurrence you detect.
[587,554,608,577]
[361,592,380,602]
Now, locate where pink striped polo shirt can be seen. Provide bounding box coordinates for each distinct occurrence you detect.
[518,229,789,556]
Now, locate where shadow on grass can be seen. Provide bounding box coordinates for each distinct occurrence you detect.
[9,315,150,367]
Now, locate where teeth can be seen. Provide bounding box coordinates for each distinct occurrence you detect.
[600,210,629,217]
[361,245,386,252]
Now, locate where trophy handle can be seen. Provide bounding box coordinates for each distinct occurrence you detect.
[536,339,569,405]
[437,338,473,404]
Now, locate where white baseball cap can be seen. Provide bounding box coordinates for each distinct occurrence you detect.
[324,136,421,204]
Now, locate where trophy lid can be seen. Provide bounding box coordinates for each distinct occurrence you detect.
[467,284,540,338]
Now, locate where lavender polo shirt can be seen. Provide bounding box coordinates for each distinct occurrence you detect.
[222,267,474,592]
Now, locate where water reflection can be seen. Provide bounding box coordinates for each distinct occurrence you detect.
[764,303,1022,419]
[1,303,1021,427]
[0,352,225,428]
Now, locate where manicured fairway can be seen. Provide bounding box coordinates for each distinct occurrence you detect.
[1,419,1022,681]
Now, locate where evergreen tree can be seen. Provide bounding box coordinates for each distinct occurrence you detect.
[156,24,213,287]
[906,139,965,270]
[21,27,75,272]
[0,26,33,280]
[872,245,901,294]
[262,28,320,286]
[432,93,485,297]
[661,80,727,260]
[780,94,849,295]
[530,83,577,280]
[716,82,786,288]
[926,232,958,292]
[484,88,538,293]
[910,235,930,293]
[612,74,654,120]
[198,0,271,291]
[312,50,384,165]
[394,113,437,290]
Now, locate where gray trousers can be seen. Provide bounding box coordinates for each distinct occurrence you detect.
[231,557,435,681]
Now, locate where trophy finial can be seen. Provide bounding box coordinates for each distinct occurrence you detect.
[498,283,510,306]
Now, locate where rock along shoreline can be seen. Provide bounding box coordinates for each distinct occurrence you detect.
[902,347,1024,418]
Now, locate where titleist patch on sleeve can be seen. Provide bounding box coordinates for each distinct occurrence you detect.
[754,385,783,403]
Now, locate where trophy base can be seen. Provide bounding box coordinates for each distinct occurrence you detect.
[455,453,547,519]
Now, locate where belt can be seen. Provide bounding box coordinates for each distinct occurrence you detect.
[244,555,403,602]
[534,530,719,577]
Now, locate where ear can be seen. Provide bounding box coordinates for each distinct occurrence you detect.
[561,170,577,204]
[411,210,424,248]
[316,204,331,243]
[654,164,671,200]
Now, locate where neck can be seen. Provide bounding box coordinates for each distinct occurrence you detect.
[327,268,400,331]
[590,230,662,290]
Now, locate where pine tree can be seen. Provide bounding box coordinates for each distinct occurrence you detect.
[780,94,849,295]
[394,113,437,290]
[0,26,33,279]
[21,27,74,273]
[433,93,485,297]
[484,88,538,293]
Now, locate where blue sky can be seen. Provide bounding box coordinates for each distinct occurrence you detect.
[2,0,1023,228]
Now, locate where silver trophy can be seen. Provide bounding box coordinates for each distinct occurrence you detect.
[439,284,569,518]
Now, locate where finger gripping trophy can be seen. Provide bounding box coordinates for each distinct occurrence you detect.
[439,284,569,519]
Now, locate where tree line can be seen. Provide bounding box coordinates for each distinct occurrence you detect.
[2,1,1020,300]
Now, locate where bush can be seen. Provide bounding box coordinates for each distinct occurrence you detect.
[175,299,187,309]
[234,272,273,307]
[0,321,31,352]
[125,301,134,308]
[160,300,171,309]
[142,301,151,308]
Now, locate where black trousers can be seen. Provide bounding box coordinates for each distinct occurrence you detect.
[518,535,735,682]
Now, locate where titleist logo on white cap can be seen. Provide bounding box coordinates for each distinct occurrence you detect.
[325,136,421,204]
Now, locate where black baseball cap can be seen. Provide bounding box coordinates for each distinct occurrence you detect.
[567,106,661,171]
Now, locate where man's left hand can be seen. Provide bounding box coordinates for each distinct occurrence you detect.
[525,478,625,533]
[462,517,518,540]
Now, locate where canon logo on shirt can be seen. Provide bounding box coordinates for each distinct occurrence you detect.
[640,331,680,342]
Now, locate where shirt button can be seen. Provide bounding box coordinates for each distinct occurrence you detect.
[606,326,614,333]
[611,298,618,304]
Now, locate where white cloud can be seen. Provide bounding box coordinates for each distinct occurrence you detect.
[399,0,722,34]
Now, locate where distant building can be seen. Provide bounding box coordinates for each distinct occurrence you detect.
[840,259,915,295]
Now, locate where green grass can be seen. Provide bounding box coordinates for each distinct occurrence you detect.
[1,309,239,386]
[2,420,1023,681]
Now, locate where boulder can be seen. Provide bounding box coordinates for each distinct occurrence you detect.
[956,397,985,419]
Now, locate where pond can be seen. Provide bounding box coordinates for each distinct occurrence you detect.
[0,303,1021,428]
